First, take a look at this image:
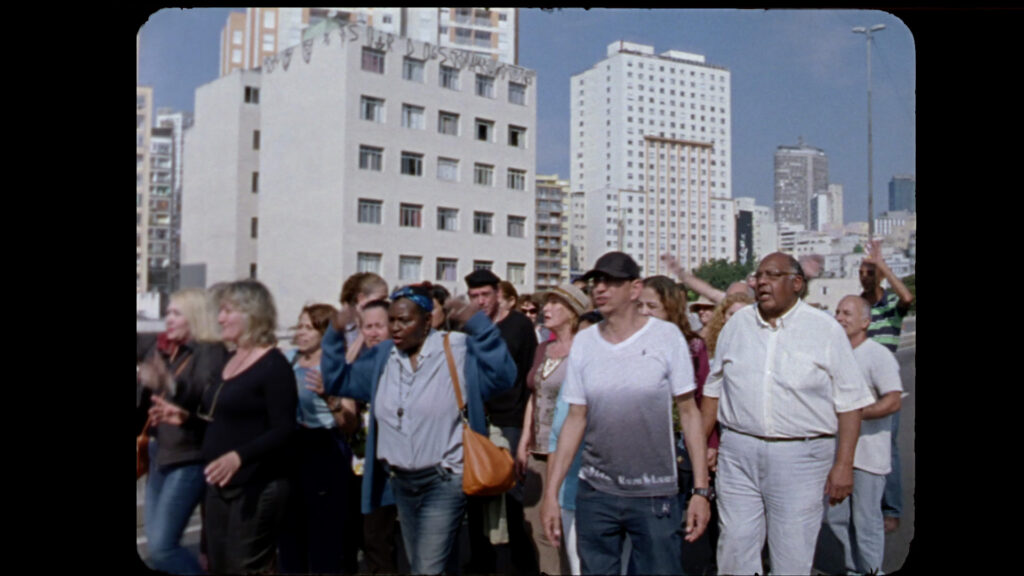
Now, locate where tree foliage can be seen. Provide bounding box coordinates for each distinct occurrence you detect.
[692,259,756,292]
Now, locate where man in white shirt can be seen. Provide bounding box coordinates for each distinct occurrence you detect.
[701,252,874,575]
[540,251,711,575]
[817,295,903,574]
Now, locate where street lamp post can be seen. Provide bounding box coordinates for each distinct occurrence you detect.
[852,23,885,239]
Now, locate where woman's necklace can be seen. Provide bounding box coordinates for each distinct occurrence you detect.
[539,354,563,381]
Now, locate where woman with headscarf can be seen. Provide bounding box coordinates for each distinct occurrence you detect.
[320,283,517,574]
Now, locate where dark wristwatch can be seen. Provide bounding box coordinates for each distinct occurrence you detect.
[690,486,715,502]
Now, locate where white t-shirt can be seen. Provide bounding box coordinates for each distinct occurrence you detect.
[562,317,696,497]
[851,339,904,475]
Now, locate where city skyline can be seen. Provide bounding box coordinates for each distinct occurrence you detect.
[137,7,915,232]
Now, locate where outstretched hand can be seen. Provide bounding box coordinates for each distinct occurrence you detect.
[660,252,685,278]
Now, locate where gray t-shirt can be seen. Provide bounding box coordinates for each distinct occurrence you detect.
[562,317,696,497]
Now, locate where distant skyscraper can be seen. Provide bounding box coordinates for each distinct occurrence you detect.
[220,7,518,77]
[888,174,915,212]
[774,139,828,230]
[137,86,153,293]
[570,40,734,274]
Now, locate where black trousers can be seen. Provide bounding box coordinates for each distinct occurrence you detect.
[362,504,399,574]
[204,478,289,574]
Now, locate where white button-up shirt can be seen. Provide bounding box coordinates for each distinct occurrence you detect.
[704,300,874,438]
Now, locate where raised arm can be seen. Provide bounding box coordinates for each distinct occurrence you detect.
[662,253,725,304]
[865,239,913,309]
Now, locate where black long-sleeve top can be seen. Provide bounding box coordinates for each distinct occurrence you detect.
[200,348,297,487]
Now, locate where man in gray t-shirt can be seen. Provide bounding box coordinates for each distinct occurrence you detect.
[541,252,711,575]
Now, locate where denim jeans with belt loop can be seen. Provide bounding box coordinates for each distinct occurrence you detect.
[574,479,682,575]
[387,463,466,575]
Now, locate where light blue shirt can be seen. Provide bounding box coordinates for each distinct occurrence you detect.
[549,386,584,511]
[374,330,468,472]
[288,350,336,428]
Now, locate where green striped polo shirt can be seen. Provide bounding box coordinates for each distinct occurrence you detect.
[867,289,907,353]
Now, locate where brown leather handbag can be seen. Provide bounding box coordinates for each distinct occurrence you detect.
[443,334,516,496]
[137,416,152,480]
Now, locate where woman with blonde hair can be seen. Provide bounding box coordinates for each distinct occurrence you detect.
[139,287,228,574]
[151,279,298,574]
[515,284,590,575]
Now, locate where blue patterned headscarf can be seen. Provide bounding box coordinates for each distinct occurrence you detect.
[390,285,434,314]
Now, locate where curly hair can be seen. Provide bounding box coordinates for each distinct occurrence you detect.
[339,272,388,307]
[705,292,756,358]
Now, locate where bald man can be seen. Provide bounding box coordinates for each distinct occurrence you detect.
[817,295,903,575]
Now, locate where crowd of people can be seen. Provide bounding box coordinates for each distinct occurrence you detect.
[136,239,912,575]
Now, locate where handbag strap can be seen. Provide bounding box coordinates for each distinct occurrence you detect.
[442,334,468,424]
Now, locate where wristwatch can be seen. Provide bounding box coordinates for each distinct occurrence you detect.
[690,486,715,502]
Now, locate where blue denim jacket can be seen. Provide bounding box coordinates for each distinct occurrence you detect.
[321,311,516,513]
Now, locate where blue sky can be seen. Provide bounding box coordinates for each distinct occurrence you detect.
[137,8,915,225]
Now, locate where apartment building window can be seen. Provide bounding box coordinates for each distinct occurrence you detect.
[473,212,493,235]
[437,207,459,231]
[250,217,258,238]
[361,97,390,124]
[402,57,425,82]
[507,168,526,190]
[440,65,460,90]
[250,263,258,279]
[438,111,459,136]
[253,130,260,150]
[508,125,526,148]
[507,263,526,285]
[437,158,459,181]
[509,82,526,105]
[475,75,495,98]
[399,256,422,281]
[402,104,425,130]
[400,203,423,227]
[436,258,458,281]
[507,216,526,238]
[475,119,494,142]
[244,86,260,104]
[359,146,383,171]
[358,199,382,224]
[262,33,275,52]
[401,152,423,176]
[358,252,382,274]
[251,172,259,193]
[473,260,494,271]
[474,164,494,186]
[362,47,385,73]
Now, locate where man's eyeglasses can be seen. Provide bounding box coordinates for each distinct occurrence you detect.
[196,380,226,423]
[752,270,798,281]
[588,274,629,287]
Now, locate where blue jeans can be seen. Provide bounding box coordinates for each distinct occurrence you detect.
[144,440,206,574]
[574,480,683,575]
[389,464,466,575]
[823,469,887,574]
[882,413,902,518]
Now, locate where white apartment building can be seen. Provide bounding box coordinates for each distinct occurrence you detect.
[186,22,536,323]
[221,7,518,77]
[571,41,733,275]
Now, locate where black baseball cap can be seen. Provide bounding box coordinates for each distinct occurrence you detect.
[581,251,641,282]
[464,268,501,288]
